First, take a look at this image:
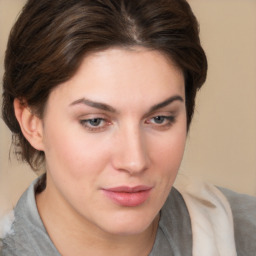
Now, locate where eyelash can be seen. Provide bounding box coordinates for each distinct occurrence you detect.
[146,115,176,129]
[79,115,176,132]
[80,118,109,132]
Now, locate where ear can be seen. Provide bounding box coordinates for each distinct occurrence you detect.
[13,98,45,151]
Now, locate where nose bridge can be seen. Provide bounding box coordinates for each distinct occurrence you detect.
[112,122,149,174]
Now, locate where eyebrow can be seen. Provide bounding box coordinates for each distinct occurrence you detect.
[70,98,117,113]
[69,95,184,113]
[148,95,184,113]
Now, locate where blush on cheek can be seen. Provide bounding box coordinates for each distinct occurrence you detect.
[48,138,107,181]
[154,136,186,162]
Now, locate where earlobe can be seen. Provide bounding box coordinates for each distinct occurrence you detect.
[13,98,45,151]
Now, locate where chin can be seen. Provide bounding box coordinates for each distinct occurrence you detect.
[96,210,158,236]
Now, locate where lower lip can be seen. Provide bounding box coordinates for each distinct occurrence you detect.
[102,189,151,207]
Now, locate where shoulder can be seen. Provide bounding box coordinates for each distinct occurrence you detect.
[1,181,37,255]
[150,187,192,256]
[1,177,59,256]
[219,187,256,255]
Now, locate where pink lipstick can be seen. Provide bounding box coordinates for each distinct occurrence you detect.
[102,186,152,207]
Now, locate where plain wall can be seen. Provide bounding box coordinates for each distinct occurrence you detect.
[0,0,255,212]
[181,0,256,195]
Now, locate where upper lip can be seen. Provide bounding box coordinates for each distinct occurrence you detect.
[103,186,152,193]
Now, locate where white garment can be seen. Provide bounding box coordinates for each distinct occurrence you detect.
[175,178,237,256]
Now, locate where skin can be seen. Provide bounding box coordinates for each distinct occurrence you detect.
[15,47,187,255]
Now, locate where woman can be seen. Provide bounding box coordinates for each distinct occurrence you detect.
[1,0,255,255]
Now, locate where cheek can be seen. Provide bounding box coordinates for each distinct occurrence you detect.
[45,122,112,180]
[143,127,186,213]
[151,128,186,167]
[149,125,187,185]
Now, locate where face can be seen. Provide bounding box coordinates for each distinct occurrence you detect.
[39,47,187,236]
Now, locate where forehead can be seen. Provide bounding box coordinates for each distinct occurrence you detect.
[48,47,185,108]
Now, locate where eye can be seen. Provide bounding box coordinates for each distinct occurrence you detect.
[152,116,167,124]
[80,118,110,132]
[145,115,176,129]
[86,118,103,127]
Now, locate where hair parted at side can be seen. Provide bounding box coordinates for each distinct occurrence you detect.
[1,0,207,172]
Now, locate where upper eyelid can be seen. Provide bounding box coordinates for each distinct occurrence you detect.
[145,110,177,119]
[78,113,110,120]
[76,107,178,120]
[80,117,108,125]
[144,103,181,117]
[78,113,176,122]
[147,115,175,122]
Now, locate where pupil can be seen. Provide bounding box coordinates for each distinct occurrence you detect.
[89,118,101,126]
[154,116,164,124]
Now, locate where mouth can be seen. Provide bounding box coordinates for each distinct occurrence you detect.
[102,186,152,207]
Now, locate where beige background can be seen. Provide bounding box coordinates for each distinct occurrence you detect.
[0,0,256,212]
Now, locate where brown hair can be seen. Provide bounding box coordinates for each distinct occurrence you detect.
[2,0,207,172]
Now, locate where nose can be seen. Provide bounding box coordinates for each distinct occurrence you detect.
[111,125,150,175]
